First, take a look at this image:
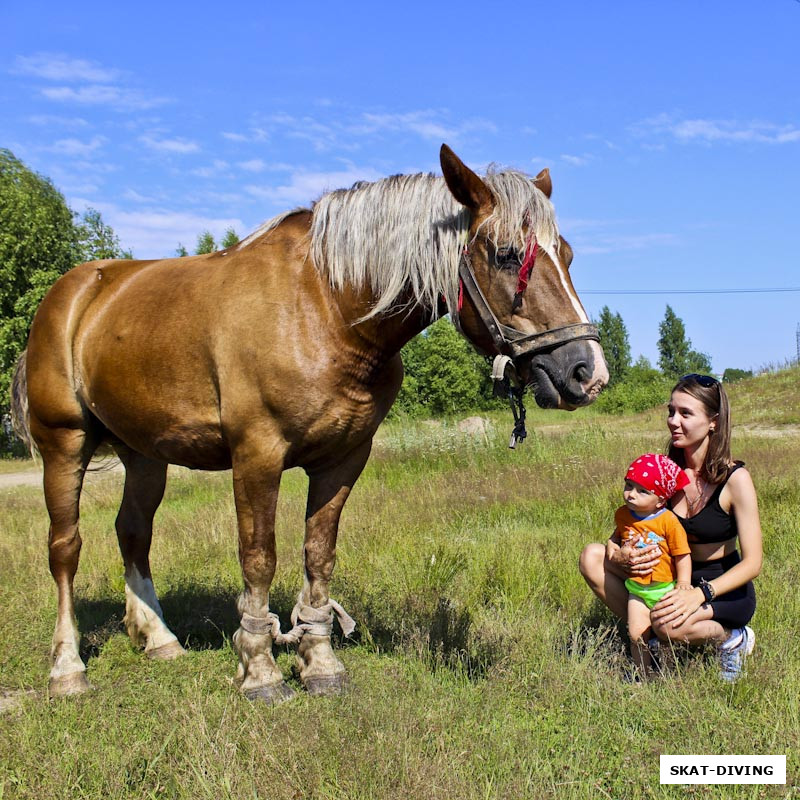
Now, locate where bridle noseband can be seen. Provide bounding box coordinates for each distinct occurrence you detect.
[454,237,600,448]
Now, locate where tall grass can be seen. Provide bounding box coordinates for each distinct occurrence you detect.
[1,369,799,798]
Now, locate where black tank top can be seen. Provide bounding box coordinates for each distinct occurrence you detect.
[669,463,744,544]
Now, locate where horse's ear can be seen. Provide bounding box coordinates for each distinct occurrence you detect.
[440,144,493,212]
[534,168,552,199]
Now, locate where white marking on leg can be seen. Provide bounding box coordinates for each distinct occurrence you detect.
[50,610,85,679]
[125,567,180,652]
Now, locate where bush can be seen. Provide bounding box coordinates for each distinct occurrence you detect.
[391,318,501,417]
[595,358,673,415]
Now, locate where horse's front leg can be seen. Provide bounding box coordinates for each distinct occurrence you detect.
[230,446,294,705]
[297,440,371,695]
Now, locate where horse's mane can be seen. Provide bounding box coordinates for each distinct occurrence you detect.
[242,168,559,320]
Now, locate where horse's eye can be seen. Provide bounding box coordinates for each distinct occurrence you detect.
[496,247,522,270]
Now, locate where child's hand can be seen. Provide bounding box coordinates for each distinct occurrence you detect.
[676,583,693,591]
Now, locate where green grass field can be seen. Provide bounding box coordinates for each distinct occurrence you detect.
[1,370,799,799]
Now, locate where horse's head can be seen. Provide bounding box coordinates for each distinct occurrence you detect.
[440,145,608,410]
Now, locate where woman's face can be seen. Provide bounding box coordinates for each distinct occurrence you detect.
[667,390,716,450]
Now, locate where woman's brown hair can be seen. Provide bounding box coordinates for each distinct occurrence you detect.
[667,375,732,484]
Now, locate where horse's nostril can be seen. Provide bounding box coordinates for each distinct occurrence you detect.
[573,363,591,384]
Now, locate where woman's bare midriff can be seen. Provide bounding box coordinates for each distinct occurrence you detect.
[690,537,737,563]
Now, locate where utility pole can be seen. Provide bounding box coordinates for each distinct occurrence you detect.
[796,323,800,364]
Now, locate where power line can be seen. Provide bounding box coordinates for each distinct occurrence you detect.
[579,287,800,295]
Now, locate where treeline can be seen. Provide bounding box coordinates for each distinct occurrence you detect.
[394,305,753,419]
[593,305,751,414]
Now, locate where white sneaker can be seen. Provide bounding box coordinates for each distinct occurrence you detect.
[718,626,755,683]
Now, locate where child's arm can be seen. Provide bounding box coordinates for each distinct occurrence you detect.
[673,553,692,589]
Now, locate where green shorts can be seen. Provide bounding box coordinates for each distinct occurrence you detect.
[625,579,675,610]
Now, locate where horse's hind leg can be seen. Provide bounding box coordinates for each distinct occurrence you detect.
[297,440,371,695]
[113,448,184,659]
[37,427,97,697]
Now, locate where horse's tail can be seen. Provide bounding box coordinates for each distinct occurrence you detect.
[9,350,37,459]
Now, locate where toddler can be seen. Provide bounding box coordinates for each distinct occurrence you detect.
[608,453,691,678]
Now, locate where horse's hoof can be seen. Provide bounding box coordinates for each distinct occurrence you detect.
[304,674,349,697]
[146,641,186,660]
[243,682,296,706]
[48,672,91,698]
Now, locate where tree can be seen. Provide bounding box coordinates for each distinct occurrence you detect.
[195,231,216,254]
[76,207,131,261]
[220,227,240,249]
[395,318,487,416]
[0,151,128,453]
[596,306,631,387]
[0,150,82,440]
[657,305,712,378]
[175,243,189,257]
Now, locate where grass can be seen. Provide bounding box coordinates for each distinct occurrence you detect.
[1,368,799,798]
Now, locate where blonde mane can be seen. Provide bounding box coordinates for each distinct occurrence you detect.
[245,168,559,320]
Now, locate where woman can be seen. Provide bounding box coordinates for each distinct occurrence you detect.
[579,374,763,681]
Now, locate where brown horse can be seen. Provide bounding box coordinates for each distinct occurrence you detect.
[12,145,608,703]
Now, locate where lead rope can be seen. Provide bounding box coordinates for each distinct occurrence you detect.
[240,598,356,644]
[508,386,527,449]
[491,354,527,449]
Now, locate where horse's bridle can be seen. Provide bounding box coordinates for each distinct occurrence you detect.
[455,240,599,361]
[453,238,600,448]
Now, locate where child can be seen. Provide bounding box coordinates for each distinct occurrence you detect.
[608,453,692,679]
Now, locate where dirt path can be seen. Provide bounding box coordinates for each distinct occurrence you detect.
[0,459,124,490]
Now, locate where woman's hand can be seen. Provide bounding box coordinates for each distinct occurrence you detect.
[609,535,660,578]
[651,585,705,628]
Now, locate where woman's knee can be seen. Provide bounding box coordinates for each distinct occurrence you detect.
[578,542,605,584]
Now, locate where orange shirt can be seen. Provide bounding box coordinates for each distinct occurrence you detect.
[613,506,691,585]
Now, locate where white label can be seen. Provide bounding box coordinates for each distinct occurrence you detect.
[660,755,786,784]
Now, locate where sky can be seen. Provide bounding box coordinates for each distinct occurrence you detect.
[3,0,800,374]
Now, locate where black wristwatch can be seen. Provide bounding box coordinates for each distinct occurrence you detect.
[699,578,716,603]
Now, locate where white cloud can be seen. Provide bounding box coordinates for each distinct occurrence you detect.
[41,85,168,112]
[560,153,593,167]
[71,198,245,259]
[634,113,800,145]
[191,159,230,178]
[28,114,90,128]
[14,53,121,83]
[574,232,679,255]
[139,135,200,154]
[237,159,293,173]
[245,166,384,206]
[222,128,268,143]
[46,136,107,157]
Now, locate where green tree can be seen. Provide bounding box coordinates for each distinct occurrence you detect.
[395,318,487,416]
[76,207,131,261]
[595,355,673,415]
[723,368,753,383]
[596,306,631,387]
[195,231,216,254]
[0,150,82,440]
[657,304,712,378]
[220,227,240,249]
[175,243,189,257]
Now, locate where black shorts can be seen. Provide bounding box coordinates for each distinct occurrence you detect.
[692,550,756,629]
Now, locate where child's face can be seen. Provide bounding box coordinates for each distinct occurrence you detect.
[623,479,666,516]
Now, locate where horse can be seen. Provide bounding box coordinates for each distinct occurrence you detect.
[11,145,608,704]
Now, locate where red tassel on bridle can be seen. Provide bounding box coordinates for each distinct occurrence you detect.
[513,236,538,308]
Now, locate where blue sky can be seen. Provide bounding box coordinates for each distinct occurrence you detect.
[3,0,799,373]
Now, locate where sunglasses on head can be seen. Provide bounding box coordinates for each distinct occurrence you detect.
[681,373,718,388]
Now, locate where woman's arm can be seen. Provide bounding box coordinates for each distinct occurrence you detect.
[651,468,763,628]
[707,467,763,596]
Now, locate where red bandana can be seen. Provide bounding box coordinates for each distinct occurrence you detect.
[626,453,689,500]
